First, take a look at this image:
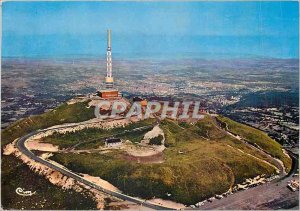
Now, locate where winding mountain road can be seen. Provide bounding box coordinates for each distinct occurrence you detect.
[15,117,298,210]
[200,151,298,210]
[16,123,173,210]
[199,117,299,209]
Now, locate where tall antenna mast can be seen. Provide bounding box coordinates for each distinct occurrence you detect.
[105,29,113,89]
[98,29,119,99]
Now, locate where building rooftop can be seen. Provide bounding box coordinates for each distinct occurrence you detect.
[98,89,119,92]
[105,138,121,144]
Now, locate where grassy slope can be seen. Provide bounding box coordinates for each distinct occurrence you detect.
[41,118,156,149]
[1,101,97,209]
[2,103,286,207]
[51,116,277,205]
[1,155,97,210]
[1,101,94,146]
[216,115,292,172]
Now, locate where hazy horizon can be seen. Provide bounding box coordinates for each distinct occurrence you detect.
[3,1,299,59]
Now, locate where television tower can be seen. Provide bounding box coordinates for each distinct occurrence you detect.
[105,29,114,89]
[97,29,119,99]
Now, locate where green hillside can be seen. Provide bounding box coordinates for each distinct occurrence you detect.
[216,115,292,172]
[41,118,156,149]
[1,155,97,210]
[1,101,290,207]
[1,101,97,209]
[1,101,94,146]
[50,116,279,205]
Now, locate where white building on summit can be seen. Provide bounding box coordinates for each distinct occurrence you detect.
[105,138,122,147]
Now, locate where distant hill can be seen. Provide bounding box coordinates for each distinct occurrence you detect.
[229,91,299,108]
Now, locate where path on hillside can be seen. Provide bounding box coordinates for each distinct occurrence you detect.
[68,124,155,150]
[226,144,280,173]
[199,116,299,210]
[15,116,298,210]
[200,150,298,210]
[16,119,173,210]
[210,116,286,176]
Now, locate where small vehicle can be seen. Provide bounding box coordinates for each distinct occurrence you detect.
[195,202,205,207]
[207,197,215,203]
[287,184,297,192]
